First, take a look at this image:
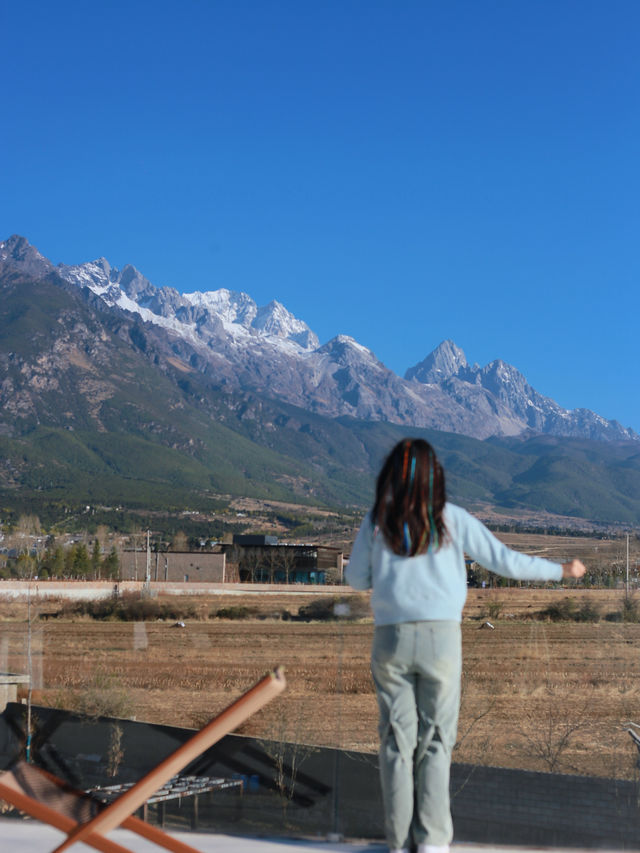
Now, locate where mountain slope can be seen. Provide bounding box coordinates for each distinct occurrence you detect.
[405,339,636,442]
[1,238,640,527]
[2,235,634,443]
[0,267,369,510]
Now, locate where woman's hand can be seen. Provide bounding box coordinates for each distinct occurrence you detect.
[562,559,586,579]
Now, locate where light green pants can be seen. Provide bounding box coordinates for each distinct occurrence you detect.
[371,621,461,851]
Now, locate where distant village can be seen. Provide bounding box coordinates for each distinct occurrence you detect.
[0,515,346,586]
[0,512,638,590]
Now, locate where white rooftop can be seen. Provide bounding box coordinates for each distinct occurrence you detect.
[0,821,624,853]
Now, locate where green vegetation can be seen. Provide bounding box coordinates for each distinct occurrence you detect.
[604,594,640,623]
[57,592,198,622]
[518,595,640,623]
[480,598,504,620]
[213,605,260,620]
[2,269,640,528]
[0,542,120,580]
[54,670,133,719]
[35,594,371,623]
[537,596,601,622]
[4,418,640,530]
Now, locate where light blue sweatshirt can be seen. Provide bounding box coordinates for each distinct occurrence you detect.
[345,502,563,625]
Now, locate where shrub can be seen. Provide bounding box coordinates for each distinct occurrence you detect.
[297,595,371,621]
[58,592,197,621]
[574,599,601,623]
[481,599,503,620]
[55,671,133,719]
[622,595,640,622]
[538,596,577,622]
[214,605,258,620]
[537,596,600,623]
[606,595,640,623]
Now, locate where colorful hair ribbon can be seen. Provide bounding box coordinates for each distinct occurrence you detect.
[427,449,439,549]
[403,521,412,554]
[402,441,410,481]
[416,528,428,553]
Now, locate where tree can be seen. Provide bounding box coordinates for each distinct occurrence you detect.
[15,553,35,579]
[91,539,102,579]
[16,514,41,536]
[103,547,120,580]
[278,547,298,584]
[170,531,188,551]
[95,525,109,550]
[73,544,91,578]
[240,548,261,583]
[265,548,280,584]
[51,547,65,578]
[521,691,591,773]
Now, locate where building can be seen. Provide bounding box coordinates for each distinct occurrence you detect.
[222,539,344,584]
[121,550,226,583]
[120,538,344,585]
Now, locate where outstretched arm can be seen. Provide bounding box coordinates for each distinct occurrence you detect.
[562,559,586,579]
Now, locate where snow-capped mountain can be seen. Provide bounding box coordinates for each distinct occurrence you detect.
[406,338,468,384]
[1,235,637,443]
[57,253,320,354]
[404,340,634,441]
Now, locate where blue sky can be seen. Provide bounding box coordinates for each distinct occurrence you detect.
[3,0,640,431]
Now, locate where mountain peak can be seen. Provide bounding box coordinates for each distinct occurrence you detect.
[184,288,258,326]
[3,235,637,444]
[252,300,319,350]
[405,339,467,384]
[0,235,54,278]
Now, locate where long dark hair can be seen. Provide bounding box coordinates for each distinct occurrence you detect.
[372,438,447,556]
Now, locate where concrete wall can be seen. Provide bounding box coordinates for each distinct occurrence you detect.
[121,551,226,583]
[0,581,351,600]
[0,675,30,713]
[0,581,123,600]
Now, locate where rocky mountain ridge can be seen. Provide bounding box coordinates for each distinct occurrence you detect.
[2,237,640,526]
[1,234,636,443]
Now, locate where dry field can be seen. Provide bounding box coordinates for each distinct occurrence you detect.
[2,585,640,782]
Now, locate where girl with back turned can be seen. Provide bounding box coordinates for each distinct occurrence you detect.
[346,438,585,853]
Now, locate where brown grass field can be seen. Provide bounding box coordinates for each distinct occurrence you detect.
[2,584,640,782]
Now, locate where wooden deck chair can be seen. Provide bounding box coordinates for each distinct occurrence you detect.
[0,667,286,853]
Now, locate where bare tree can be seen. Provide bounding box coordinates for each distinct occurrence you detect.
[451,668,498,796]
[107,723,125,778]
[258,700,318,823]
[240,548,262,583]
[278,547,298,585]
[520,689,592,773]
[265,548,280,584]
[170,531,188,552]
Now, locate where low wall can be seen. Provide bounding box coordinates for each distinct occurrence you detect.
[0,674,30,713]
[0,581,350,600]
[2,703,639,847]
[450,762,640,848]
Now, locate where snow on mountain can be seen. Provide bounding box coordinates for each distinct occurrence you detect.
[253,301,320,350]
[57,259,319,355]
[405,341,638,442]
[317,334,378,361]
[1,235,637,444]
[185,288,258,327]
[57,258,114,293]
[405,339,468,383]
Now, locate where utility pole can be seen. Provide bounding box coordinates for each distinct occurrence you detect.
[627,533,630,597]
[145,529,151,593]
